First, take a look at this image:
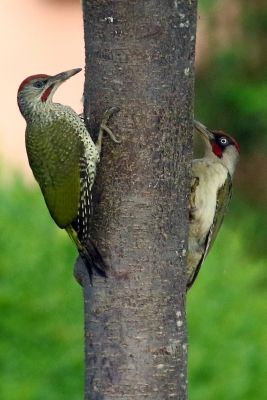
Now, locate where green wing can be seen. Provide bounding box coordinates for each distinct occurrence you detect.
[26,118,83,228]
[41,170,80,228]
[203,173,232,260]
[188,173,232,290]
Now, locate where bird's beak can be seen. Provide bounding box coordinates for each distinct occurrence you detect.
[48,68,82,86]
[194,120,214,141]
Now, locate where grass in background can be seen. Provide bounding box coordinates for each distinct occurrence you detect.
[0,176,84,400]
[188,197,267,400]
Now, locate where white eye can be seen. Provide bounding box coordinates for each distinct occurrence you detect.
[220,137,228,145]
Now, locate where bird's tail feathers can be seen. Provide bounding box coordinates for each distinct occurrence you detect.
[80,237,108,280]
[66,225,108,282]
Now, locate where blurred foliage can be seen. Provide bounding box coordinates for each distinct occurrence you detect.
[188,195,267,400]
[0,176,83,400]
[190,0,267,398]
[1,179,266,399]
[196,0,267,154]
[1,1,267,398]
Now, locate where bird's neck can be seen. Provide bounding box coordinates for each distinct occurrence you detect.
[20,99,55,124]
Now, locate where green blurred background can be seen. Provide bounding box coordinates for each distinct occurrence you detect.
[1,0,267,399]
[0,178,84,399]
[188,1,267,399]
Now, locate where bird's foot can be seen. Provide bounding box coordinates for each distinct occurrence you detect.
[96,107,121,153]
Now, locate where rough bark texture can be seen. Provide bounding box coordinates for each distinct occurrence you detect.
[77,1,197,398]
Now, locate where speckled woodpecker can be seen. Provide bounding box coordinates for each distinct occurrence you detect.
[187,120,240,290]
[17,68,119,282]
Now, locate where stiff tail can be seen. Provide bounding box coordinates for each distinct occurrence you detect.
[66,226,108,282]
[80,237,108,279]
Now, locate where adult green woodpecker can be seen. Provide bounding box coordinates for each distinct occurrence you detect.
[187,120,240,290]
[17,68,119,282]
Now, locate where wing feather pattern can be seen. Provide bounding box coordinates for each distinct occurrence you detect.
[187,173,232,289]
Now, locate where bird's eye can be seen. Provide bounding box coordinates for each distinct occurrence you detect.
[34,81,45,88]
[220,137,228,145]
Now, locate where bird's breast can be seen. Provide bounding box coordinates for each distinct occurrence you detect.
[190,160,228,240]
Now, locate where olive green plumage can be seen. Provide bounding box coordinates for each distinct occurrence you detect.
[17,68,119,281]
[26,116,83,228]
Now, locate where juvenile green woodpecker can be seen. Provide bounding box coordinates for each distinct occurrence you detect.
[17,68,119,282]
[187,120,240,290]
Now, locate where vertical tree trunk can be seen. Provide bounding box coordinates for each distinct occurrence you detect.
[77,1,197,398]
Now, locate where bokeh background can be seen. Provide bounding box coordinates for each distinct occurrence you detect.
[0,0,267,399]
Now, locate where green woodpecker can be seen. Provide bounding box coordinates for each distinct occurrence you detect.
[187,120,240,290]
[17,68,119,282]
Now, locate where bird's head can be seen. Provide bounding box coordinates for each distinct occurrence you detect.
[17,68,82,119]
[194,120,240,177]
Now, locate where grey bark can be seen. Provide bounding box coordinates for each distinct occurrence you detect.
[76,1,197,398]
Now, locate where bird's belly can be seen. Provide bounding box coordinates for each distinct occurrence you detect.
[190,161,228,242]
[190,200,216,240]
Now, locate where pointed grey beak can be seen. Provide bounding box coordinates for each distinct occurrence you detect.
[48,68,82,85]
[194,120,214,141]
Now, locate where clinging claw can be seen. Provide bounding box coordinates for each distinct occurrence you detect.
[96,107,121,153]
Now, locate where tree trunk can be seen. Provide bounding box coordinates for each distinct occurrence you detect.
[77,1,197,398]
